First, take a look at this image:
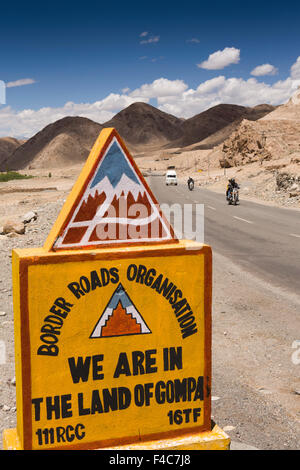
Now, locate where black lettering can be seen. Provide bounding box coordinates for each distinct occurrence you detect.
[109,267,119,284]
[181,322,197,339]
[169,289,182,305]
[187,377,196,401]
[46,395,60,420]
[166,284,177,301]
[144,268,156,287]
[56,426,66,443]
[92,354,104,381]
[172,298,186,315]
[113,352,131,378]
[194,376,204,401]
[174,378,187,402]
[134,384,144,407]
[68,282,85,299]
[37,344,58,356]
[68,356,91,383]
[32,397,43,421]
[151,274,163,292]
[100,268,110,286]
[61,394,72,419]
[79,276,90,293]
[145,349,157,374]
[54,297,73,313]
[75,423,85,440]
[41,323,61,336]
[49,304,68,319]
[90,270,102,290]
[103,388,118,412]
[118,387,131,410]
[180,314,195,329]
[155,381,165,404]
[78,392,90,416]
[169,347,182,371]
[44,315,63,327]
[132,350,145,375]
[127,264,137,281]
[136,264,147,284]
[91,389,104,414]
[40,333,58,345]
[159,278,174,298]
[65,425,75,442]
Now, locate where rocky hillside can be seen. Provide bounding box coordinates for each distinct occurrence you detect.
[214,89,300,169]
[104,102,184,147]
[0,137,25,168]
[0,102,275,171]
[170,103,275,148]
[1,117,103,170]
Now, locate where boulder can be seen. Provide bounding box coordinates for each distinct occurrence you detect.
[2,219,25,235]
[23,211,37,224]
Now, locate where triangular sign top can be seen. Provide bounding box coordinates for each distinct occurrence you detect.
[44,128,177,251]
[90,283,151,338]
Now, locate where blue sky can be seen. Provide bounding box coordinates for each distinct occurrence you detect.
[1,0,300,137]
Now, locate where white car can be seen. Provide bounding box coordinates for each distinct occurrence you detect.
[165,170,177,186]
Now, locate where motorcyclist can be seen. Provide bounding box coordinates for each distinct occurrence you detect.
[226,178,239,200]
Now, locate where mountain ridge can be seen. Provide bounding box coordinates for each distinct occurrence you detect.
[0,101,276,170]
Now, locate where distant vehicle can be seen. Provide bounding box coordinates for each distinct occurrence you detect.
[165,169,177,186]
[228,186,239,205]
[187,177,194,191]
[226,178,240,205]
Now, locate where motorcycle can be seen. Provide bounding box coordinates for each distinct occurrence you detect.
[188,179,194,191]
[227,187,239,205]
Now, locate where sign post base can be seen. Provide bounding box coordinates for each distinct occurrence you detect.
[3,422,230,450]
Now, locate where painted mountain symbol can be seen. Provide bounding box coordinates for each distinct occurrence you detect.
[90,283,151,338]
[52,130,175,249]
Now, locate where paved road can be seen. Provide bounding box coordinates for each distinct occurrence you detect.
[147,177,300,450]
[149,177,300,296]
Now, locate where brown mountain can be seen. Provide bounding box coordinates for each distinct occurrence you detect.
[0,137,25,168]
[171,103,275,148]
[0,102,275,170]
[0,116,103,170]
[103,102,184,147]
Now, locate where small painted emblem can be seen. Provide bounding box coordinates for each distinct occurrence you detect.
[90,283,151,338]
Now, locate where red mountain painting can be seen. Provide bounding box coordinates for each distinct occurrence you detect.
[53,135,174,249]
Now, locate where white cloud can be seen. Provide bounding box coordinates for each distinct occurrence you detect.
[6,78,36,88]
[198,47,240,70]
[140,31,148,37]
[0,81,5,104]
[186,38,200,44]
[157,75,300,118]
[140,35,160,45]
[130,78,188,99]
[251,63,278,76]
[291,56,300,79]
[0,94,150,138]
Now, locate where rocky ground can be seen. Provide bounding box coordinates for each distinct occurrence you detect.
[0,196,66,446]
